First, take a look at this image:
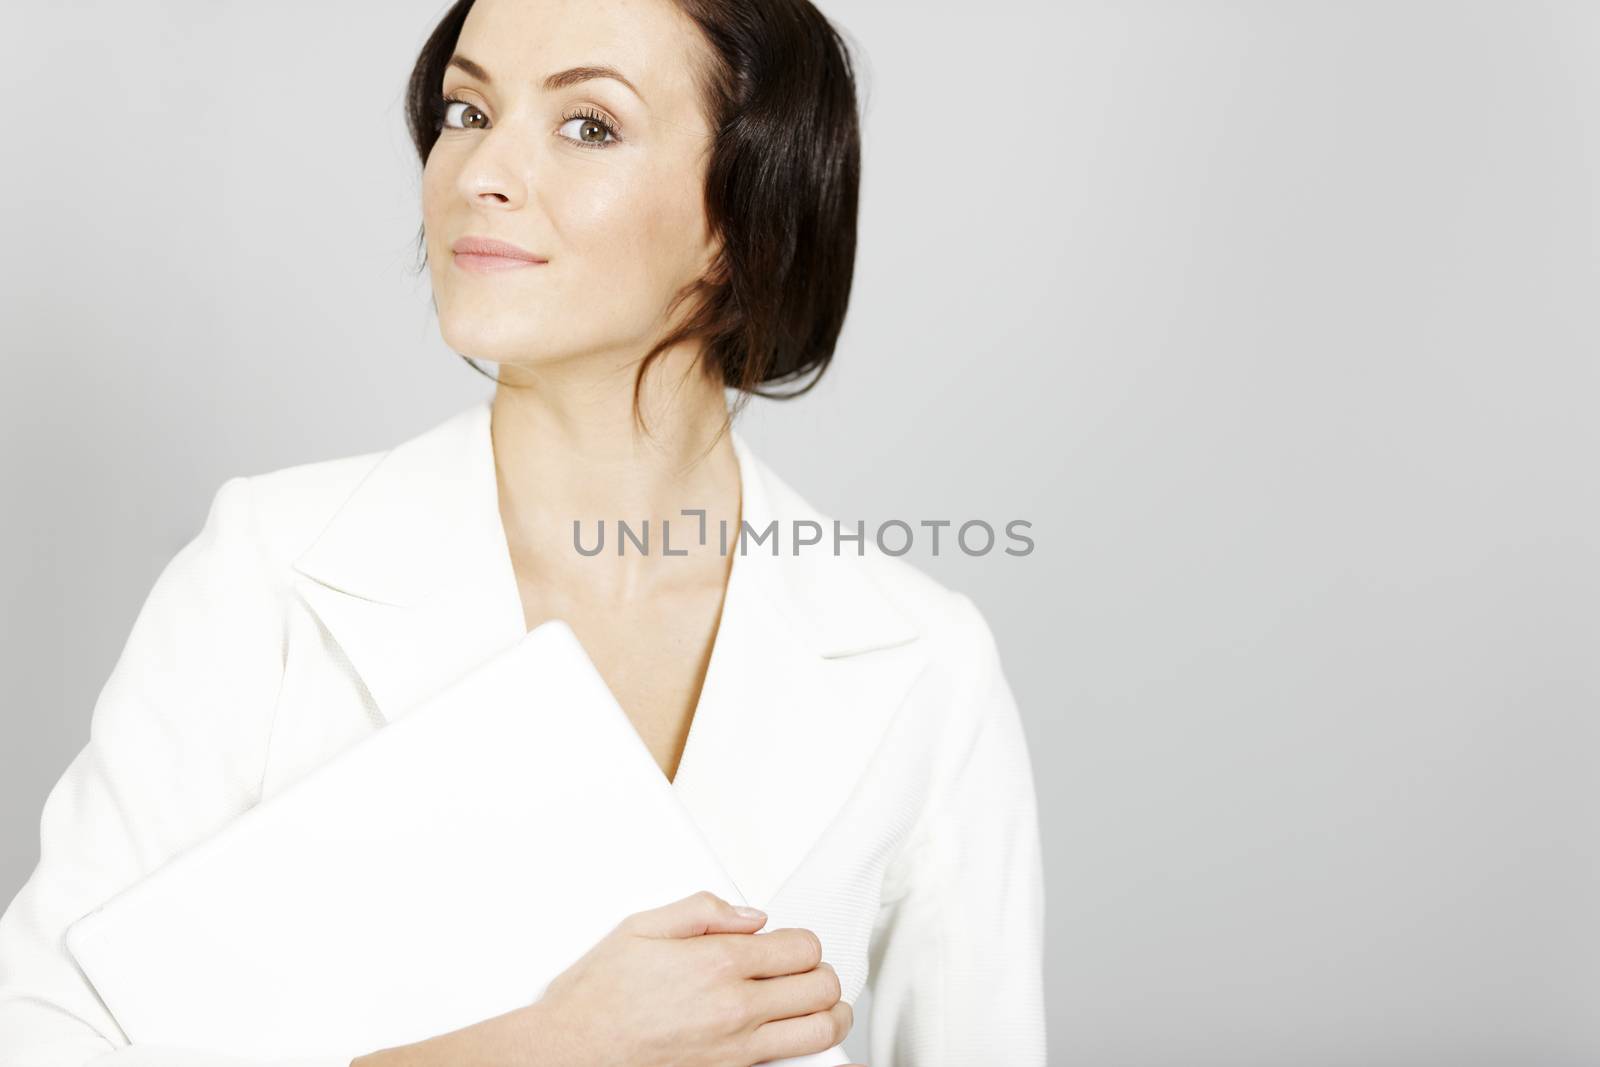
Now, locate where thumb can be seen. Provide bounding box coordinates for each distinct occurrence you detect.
[624,889,768,939]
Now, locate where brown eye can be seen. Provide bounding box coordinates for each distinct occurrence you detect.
[556,111,620,149]
[440,97,487,130]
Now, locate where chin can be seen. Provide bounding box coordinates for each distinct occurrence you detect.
[440,330,593,373]
[437,312,535,360]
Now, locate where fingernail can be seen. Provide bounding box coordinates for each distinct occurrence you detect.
[734,905,766,919]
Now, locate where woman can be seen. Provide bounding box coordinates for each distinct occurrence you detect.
[0,0,1046,1064]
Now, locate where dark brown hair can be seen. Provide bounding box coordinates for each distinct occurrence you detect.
[403,0,862,437]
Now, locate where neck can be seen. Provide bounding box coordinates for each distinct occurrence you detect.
[488,340,741,600]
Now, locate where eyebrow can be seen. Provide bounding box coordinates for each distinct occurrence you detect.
[446,55,646,104]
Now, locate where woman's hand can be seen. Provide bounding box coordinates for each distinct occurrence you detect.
[528,889,858,1066]
[353,889,860,1067]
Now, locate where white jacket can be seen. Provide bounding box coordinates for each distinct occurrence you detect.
[0,398,1047,1066]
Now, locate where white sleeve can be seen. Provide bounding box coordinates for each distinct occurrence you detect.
[865,593,1048,1066]
[0,477,351,1067]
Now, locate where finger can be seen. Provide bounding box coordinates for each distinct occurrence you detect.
[726,926,825,979]
[744,961,842,1024]
[620,889,767,939]
[745,1001,853,1063]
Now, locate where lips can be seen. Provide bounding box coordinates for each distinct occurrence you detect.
[451,236,546,262]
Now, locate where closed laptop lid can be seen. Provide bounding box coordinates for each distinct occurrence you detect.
[64,619,849,1066]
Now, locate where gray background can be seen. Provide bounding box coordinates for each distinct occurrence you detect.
[3,1,1597,1064]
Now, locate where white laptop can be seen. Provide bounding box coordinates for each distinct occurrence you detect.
[64,619,850,1066]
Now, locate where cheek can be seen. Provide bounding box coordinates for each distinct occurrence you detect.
[420,156,456,253]
[550,166,708,298]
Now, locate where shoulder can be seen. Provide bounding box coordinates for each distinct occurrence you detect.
[862,552,1012,748]
[130,445,387,660]
[750,445,1005,679]
[212,445,389,570]
[215,402,491,572]
[738,448,1029,814]
[857,549,997,648]
[852,548,1005,691]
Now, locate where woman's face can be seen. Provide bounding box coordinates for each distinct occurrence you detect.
[422,0,720,369]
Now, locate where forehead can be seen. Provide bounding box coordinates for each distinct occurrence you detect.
[455,0,707,116]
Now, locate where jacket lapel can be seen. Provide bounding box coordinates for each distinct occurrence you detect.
[289,401,529,725]
[289,398,927,909]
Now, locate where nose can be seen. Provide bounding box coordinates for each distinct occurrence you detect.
[453,132,532,210]
[458,168,522,210]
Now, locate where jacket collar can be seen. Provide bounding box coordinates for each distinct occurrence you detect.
[287,397,925,907]
[292,397,919,657]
